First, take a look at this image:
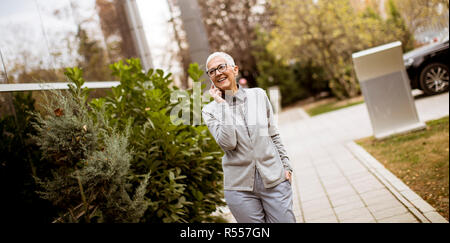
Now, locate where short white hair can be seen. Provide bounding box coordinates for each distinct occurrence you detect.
[205,52,235,70]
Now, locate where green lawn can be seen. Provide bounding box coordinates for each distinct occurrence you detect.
[305,98,364,116]
[356,116,449,221]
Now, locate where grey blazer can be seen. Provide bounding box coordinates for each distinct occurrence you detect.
[202,86,293,191]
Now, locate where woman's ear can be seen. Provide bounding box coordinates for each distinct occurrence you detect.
[233,65,239,75]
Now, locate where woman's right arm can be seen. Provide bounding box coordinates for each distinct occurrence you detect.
[202,103,237,151]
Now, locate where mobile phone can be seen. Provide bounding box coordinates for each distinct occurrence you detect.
[210,80,225,99]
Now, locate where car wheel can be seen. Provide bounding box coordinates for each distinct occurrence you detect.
[419,63,449,95]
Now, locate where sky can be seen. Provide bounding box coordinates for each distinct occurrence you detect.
[0,0,178,80]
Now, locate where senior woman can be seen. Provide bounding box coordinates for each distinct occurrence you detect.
[201,52,296,223]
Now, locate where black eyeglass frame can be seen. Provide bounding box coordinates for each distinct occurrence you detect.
[206,63,230,78]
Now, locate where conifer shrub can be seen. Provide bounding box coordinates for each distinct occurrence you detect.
[32,67,149,223]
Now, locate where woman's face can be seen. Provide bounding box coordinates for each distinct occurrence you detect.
[207,56,239,91]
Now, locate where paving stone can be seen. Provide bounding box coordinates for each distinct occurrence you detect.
[406,207,430,223]
[360,188,393,201]
[346,171,375,182]
[332,153,355,162]
[304,209,336,222]
[296,165,316,174]
[352,179,385,194]
[362,191,402,207]
[348,173,379,183]
[410,199,436,214]
[313,158,335,166]
[333,199,366,214]
[342,167,369,177]
[423,211,448,223]
[400,189,423,202]
[297,181,322,191]
[336,207,374,222]
[329,194,361,208]
[371,205,409,220]
[326,186,357,198]
[306,217,339,223]
[302,198,332,213]
[385,177,410,192]
[321,176,347,185]
[300,191,328,203]
[377,213,419,223]
[340,217,376,223]
[367,198,404,213]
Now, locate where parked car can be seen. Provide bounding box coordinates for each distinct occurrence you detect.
[403,37,449,95]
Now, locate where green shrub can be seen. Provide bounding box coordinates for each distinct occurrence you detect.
[4,59,225,223]
[90,59,225,223]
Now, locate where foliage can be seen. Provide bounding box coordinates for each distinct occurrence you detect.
[198,0,273,87]
[385,0,415,51]
[31,67,149,223]
[394,0,449,39]
[252,29,329,106]
[90,59,225,222]
[0,92,58,222]
[76,26,113,81]
[268,0,417,99]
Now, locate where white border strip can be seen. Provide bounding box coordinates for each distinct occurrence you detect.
[0,81,120,92]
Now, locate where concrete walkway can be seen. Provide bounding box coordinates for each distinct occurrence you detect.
[217,92,448,223]
[278,92,449,223]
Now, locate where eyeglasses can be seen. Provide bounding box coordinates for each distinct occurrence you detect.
[206,63,228,77]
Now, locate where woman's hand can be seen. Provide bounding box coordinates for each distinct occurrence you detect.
[209,86,225,103]
[285,170,292,183]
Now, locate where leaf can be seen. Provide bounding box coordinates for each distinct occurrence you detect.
[54,108,64,117]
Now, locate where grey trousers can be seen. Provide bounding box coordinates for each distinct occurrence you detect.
[224,169,296,223]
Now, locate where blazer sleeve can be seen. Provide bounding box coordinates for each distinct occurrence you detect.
[202,102,237,151]
[261,89,293,172]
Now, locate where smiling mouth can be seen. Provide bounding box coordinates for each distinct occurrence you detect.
[217,77,227,83]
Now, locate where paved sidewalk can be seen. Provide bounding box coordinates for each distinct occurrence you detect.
[217,92,448,223]
[277,92,448,223]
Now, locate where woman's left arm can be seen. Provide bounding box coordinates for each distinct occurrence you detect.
[261,89,293,173]
[271,134,293,173]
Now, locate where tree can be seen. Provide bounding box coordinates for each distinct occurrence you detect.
[385,0,415,51]
[252,29,329,106]
[95,0,139,62]
[395,0,449,40]
[269,0,361,99]
[268,0,416,99]
[76,26,113,81]
[167,0,192,89]
[197,0,273,87]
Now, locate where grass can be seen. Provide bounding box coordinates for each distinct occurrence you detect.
[356,116,449,221]
[304,96,364,116]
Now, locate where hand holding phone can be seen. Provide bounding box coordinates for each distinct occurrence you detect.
[209,81,225,103]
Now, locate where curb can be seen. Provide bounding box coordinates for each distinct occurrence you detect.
[346,141,448,223]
